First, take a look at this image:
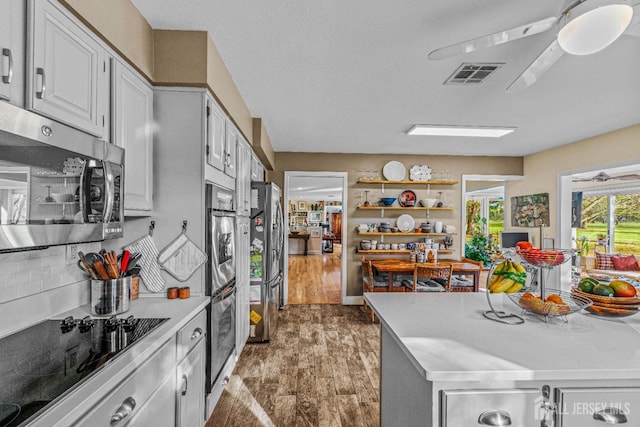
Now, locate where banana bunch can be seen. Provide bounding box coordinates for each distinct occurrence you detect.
[488,260,527,293]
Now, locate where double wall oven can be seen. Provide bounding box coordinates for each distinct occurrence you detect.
[205,183,236,393]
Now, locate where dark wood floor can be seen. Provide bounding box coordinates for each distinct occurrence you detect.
[287,244,342,305]
[206,304,380,427]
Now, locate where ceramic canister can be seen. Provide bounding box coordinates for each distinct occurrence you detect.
[434,221,443,233]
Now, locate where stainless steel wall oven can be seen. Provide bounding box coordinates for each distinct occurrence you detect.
[205,183,236,391]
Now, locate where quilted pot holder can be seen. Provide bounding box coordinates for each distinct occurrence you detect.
[157,231,207,282]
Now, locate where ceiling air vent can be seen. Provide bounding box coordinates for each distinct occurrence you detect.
[445,63,504,85]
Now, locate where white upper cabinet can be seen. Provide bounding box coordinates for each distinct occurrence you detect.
[236,139,252,216]
[27,0,110,140]
[251,155,264,182]
[205,94,226,172]
[224,121,238,179]
[112,59,153,213]
[0,0,25,106]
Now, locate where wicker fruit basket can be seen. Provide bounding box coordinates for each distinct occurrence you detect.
[571,288,640,318]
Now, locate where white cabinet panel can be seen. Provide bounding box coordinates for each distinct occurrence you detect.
[124,370,176,427]
[28,0,110,139]
[224,121,237,179]
[236,218,250,352]
[113,59,153,212]
[177,339,206,427]
[205,95,225,172]
[556,387,640,427]
[0,0,25,106]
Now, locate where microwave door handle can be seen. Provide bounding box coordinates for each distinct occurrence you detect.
[80,160,90,222]
[102,161,114,223]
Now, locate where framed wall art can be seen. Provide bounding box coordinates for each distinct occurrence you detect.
[297,201,306,211]
[510,193,550,227]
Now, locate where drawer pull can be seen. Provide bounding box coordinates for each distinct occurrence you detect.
[191,327,203,340]
[181,374,188,396]
[36,67,46,99]
[110,397,136,425]
[593,407,628,424]
[478,409,512,426]
[2,48,13,84]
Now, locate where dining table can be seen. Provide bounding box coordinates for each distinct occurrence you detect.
[369,259,482,291]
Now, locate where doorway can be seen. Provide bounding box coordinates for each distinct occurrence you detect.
[283,171,348,305]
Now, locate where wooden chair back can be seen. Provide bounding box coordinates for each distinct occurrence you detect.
[410,264,453,291]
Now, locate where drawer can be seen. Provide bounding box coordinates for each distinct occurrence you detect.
[441,389,540,427]
[73,336,177,426]
[177,309,206,360]
[555,387,640,427]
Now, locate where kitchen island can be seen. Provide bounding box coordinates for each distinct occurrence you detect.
[365,292,640,426]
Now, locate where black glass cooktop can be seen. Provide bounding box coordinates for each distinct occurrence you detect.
[0,316,167,426]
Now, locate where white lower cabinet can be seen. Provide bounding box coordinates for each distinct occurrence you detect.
[123,371,176,427]
[176,310,207,427]
[236,217,250,353]
[441,389,540,427]
[74,336,176,426]
[555,387,640,426]
[177,339,206,427]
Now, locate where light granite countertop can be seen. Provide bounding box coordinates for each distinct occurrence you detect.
[365,292,640,383]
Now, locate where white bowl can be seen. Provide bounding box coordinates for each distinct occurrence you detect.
[420,198,437,207]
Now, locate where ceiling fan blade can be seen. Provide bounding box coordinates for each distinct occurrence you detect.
[428,16,557,60]
[623,4,640,36]
[506,39,564,93]
[615,174,640,180]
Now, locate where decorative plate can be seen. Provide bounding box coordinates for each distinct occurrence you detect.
[396,214,415,232]
[398,190,417,207]
[409,165,432,181]
[382,161,406,181]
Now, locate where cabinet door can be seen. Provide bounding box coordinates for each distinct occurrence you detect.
[0,0,25,106]
[113,59,153,212]
[555,387,640,427]
[236,220,250,350]
[205,95,226,172]
[224,121,238,178]
[177,339,206,427]
[125,371,176,427]
[29,0,110,139]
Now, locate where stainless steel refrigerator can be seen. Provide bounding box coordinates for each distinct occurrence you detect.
[248,182,284,342]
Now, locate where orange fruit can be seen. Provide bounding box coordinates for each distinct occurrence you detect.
[545,294,564,305]
[521,292,535,299]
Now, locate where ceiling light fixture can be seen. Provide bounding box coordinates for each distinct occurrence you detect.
[557,1,633,55]
[407,125,516,138]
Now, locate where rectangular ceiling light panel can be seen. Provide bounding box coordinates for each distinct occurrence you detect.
[407,125,516,138]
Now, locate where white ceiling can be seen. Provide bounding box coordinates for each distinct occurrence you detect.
[131,0,640,157]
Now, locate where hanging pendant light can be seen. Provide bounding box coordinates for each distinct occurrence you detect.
[557,0,634,55]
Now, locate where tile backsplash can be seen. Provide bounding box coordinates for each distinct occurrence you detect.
[0,242,99,337]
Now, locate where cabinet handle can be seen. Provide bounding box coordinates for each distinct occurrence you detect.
[181,374,188,396]
[477,409,512,426]
[190,327,203,340]
[593,407,628,424]
[110,397,136,425]
[2,48,13,84]
[36,67,46,99]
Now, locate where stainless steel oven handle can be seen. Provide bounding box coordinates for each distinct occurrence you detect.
[103,161,114,224]
[110,397,136,424]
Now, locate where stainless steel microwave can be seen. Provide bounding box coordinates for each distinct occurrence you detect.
[0,102,124,252]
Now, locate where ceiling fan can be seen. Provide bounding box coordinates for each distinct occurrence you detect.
[573,171,640,181]
[428,0,640,92]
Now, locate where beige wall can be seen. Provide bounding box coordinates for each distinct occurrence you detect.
[272,152,523,297]
[508,124,640,247]
[61,0,154,80]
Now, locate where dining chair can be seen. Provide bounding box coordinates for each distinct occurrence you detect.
[403,264,453,292]
[361,257,389,321]
[453,257,484,292]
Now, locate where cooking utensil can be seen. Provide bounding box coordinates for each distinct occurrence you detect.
[92,261,110,280]
[78,251,98,279]
[84,252,104,266]
[126,252,142,271]
[126,266,141,277]
[104,251,120,279]
[119,250,130,274]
